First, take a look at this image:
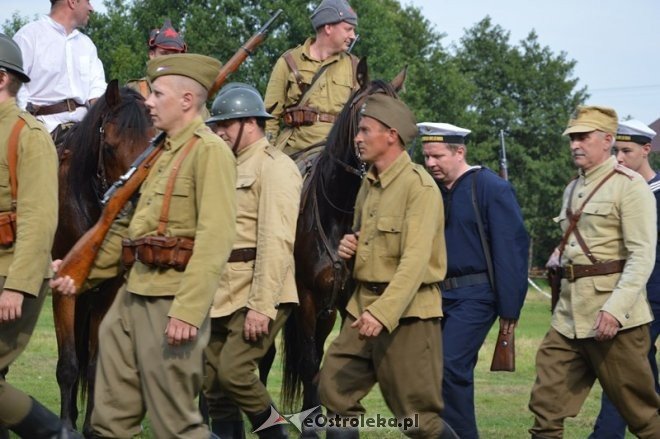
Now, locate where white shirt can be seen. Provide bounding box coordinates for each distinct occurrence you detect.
[13,16,106,132]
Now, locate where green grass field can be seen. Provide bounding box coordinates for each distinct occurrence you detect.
[7,284,640,438]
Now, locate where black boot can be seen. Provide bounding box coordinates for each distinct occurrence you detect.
[211,418,246,439]
[9,398,83,438]
[247,407,288,439]
[439,419,459,439]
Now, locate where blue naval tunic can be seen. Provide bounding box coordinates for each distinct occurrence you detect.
[439,166,529,318]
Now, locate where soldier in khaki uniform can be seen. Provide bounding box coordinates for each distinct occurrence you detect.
[0,33,79,439]
[529,106,660,438]
[202,83,302,439]
[51,54,237,439]
[317,94,458,439]
[126,19,187,99]
[264,0,358,158]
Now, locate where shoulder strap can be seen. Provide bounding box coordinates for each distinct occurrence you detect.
[471,169,496,292]
[7,118,26,211]
[283,52,306,94]
[157,136,199,236]
[557,170,617,260]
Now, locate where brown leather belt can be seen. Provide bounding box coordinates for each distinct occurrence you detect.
[26,99,85,116]
[560,259,626,282]
[282,107,336,127]
[228,247,257,263]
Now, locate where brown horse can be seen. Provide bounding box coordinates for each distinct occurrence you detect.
[279,59,406,434]
[51,80,153,436]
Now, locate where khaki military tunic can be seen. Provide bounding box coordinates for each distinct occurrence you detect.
[529,156,660,438]
[347,152,446,332]
[210,137,301,318]
[319,152,449,438]
[89,117,237,438]
[204,137,301,420]
[0,98,58,425]
[553,156,656,338]
[264,38,357,155]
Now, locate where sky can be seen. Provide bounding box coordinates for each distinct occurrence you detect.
[3,0,659,124]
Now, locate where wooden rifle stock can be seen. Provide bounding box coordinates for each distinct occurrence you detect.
[208,9,283,97]
[490,329,515,372]
[54,135,165,293]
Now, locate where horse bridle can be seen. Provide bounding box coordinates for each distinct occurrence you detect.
[95,120,112,200]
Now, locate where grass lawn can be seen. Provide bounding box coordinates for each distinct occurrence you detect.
[6,283,641,438]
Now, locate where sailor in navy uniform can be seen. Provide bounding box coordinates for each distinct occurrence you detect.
[590,119,660,439]
[420,122,530,439]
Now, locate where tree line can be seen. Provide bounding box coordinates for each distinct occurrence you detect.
[3,0,590,268]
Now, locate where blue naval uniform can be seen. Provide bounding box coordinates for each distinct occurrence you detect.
[439,166,529,439]
[590,173,660,439]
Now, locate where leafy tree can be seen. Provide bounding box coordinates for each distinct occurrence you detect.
[453,17,587,267]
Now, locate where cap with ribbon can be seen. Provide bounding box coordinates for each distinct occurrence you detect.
[359,94,417,146]
[417,122,471,144]
[562,105,618,136]
[146,53,221,92]
[616,119,656,145]
[148,19,187,53]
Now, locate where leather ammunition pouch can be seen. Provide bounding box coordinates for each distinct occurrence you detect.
[282,106,336,127]
[0,212,17,246]
[121,236,194,271]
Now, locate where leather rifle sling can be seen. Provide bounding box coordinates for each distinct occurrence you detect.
[156,136,199,236]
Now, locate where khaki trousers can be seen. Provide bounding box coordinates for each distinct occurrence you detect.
[91,286,210,439]
[319,316,445,439]
[529,326,660,439]
[0,280,48,425]
[203,305,292,420]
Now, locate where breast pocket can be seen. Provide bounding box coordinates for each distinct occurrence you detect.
[235,174,257,217]
[581,201,616,237]
[0,165,12,212]
[328,75,354,113]
[154,176,194,227]
[376,215,403,258]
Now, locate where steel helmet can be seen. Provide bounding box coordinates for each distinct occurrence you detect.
[0,33,30,83]
[207,82,273,124]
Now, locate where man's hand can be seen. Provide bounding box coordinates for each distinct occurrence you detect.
[593,311,620,341]
[165,317,198,345]
[546,247,560,269]
[0,290,24,323]
[499,318,517,335]
[48,259,77,296]
[243,309,271,342]
[351,311,384,339]
[338,232,359,260]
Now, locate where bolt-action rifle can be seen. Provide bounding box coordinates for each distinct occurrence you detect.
[54,10,284,292]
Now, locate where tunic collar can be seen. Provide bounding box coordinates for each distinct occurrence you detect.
[580,156,616,185]
[300,38,344,65]
[236,137,269,165]
[164,116,205,152]
[365,152,410,189]
[0,99,17,120]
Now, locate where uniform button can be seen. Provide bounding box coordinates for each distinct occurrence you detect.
[625,313,630,319]
[570,242,575,247]
[578,193,583,198]
[364,241,368,245]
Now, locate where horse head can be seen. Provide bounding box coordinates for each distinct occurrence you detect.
[62,80,153,230]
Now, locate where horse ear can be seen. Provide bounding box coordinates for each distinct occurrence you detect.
[390,65,407,93]
[356,57,369,89]
[105,79,121,110]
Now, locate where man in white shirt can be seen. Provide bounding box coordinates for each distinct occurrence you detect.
[13,0,106,135]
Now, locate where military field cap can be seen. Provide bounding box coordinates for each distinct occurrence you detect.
[148,19,187,53]
[616,119,656,144]
[310,0,358,29]
[147,53,221,91]
[418,122,471,144]
[359,94,417,146]
[0,33,29,83]
[562,105,618,136]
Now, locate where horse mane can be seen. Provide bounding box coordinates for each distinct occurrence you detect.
[64,87,150,228]
[318,79,400,175]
